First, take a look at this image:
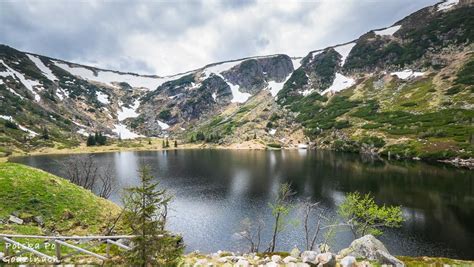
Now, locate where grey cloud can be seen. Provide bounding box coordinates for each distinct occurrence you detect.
[0,0,439,75]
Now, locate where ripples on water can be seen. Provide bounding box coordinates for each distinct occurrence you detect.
[12,149,474,259]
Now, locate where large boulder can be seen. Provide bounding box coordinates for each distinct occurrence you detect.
[339,235,404,267]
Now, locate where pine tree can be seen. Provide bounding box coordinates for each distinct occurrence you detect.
[96,132,106,145]
[190,135,195,143]
[123,165,183,265]
[174,140,178,148]
[253,133,257,139]
[42,127,49,140]
[148,139,152,145]
[162,139,166,148]
[86,134,96,146]
[165,138,169,148]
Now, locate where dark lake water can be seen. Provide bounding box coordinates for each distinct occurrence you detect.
[11,149,474,259]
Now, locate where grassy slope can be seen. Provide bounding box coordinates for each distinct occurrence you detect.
[0,162,121,236]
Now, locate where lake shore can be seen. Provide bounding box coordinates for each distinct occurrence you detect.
[3,138,472,170]
[5,139,268,158]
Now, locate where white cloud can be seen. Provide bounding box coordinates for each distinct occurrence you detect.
[0,0,438,76]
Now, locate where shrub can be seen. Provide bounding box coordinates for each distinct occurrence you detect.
[267,143,282,149]
[360,136,386,148]
[4,120,18,129]
[339,192,404,238]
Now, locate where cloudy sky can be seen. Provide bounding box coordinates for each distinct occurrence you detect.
[1,0,438,76]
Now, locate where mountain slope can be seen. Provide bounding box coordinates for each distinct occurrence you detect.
[0,0,472,161]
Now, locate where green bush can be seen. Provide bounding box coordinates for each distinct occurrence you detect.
[158,109,172,121]
[360,136,386,148]
[445,86,462,95]
[4,120,18,130]
[267,143,282,149]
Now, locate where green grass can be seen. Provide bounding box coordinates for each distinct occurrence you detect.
[0,162,127,263]
[0,162,122,235]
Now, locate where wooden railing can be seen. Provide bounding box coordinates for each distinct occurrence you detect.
[0,234,135,264]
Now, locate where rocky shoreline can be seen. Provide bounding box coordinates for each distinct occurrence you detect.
[183,235,405,266]
[438,157,474,169]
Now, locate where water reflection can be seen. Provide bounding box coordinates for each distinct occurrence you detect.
[11,149,474,259]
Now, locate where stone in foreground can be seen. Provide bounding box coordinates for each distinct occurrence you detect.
[339,235,404,267]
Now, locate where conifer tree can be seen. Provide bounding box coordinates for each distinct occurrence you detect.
[123,165,183,265]
[86,134,96,146]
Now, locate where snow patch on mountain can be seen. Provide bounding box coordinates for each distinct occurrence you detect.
[268,80,285,97]
[1,59,41,101]
[202,60,244,80]
[0,115,38,136]
[228,82,252,103]
[77,128,89,137]
[200,60,255,103]
[437,0,459,11]
[390,69,424,80]
[96,91,109,104]
[311,51,323,60]
[0,115,13,121]
[157,120,170,130]
[117,100,140,121]
[321,73,355,95]
[112,124,144,139]
[334,43,356,66]
[54,61,174,90]
[374,25,402,36]
[300,89,314,96]
[291,57,303,70]
[26,54,58,81]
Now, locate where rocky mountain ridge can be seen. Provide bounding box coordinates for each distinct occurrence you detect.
[0,0,472,161]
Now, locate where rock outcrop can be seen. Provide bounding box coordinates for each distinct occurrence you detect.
[338,235,405,267]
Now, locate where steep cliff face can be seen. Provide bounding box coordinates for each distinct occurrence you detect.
[0,0,472,160]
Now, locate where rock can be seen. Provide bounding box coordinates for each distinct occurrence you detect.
[266,262,279,267]
[193,259,208,266]
[283,256,298,263]
[339,235,404,266]
[33,216,44,226]
[340,256,357,267]
[234,256,247,262]
[62,210,74,220]
[8,215,23,224]
[217,257,227,263]
[375,250,404,267]
[301,250,319,265]
[236,258,249,266]
[271,255,282,263]
[316,252,336,267]
[290,246,301,258]
[339,235,389,260]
